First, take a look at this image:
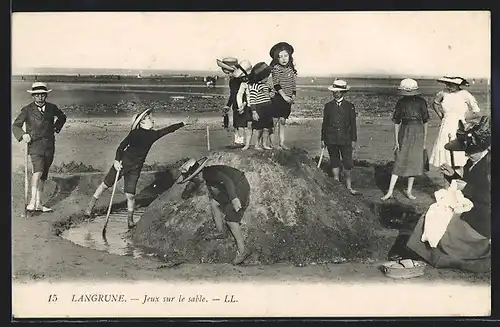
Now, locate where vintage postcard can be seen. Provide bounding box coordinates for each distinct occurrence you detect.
[11,11,491,319]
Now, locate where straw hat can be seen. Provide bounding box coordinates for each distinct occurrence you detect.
[327,80,351,92]
[445,116,491,153]
[216,57,238,73]
[397,78,421,96]
[437,76,470,87]
[269,41,294,58]
[250,62,272,82]
[233,60,253,78]
[177,157,209,184]
[27,82,52,94]
[130,108,151,131]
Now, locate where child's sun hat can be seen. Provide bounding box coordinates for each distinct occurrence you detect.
[216,57,238,74]
[27,82,52,94]
[397,78,421,96]
[269,42,294,58]
[250,62,272,82]
[131,108,152,131]
[327,79,351,92]
[177,157,209,184]
[233,60,253,78]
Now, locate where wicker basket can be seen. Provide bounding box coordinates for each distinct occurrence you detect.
[380,259,427,279]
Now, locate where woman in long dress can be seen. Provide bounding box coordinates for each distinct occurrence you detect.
[429,76,481,176]
[381,79,429,200]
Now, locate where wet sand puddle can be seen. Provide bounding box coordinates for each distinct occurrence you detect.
[60,208,154,259]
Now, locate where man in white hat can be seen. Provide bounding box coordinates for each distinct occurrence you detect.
[84,109,196,229]
[12,82,67,213]
[321,79,359,195]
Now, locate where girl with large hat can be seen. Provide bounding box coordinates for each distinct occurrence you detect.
[268,41,297,149]
[404,116,491,273]
[429,76,482,179]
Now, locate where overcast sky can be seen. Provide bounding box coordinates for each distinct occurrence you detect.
[12,11,490,77]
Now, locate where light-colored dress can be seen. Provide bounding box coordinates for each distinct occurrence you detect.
[429,89,481,167]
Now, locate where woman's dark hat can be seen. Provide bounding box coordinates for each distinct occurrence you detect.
[250,62,272,82]
[445,116,491,153]
[177,157,209,184]
[269,42,294,58]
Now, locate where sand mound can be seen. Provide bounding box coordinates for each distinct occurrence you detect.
[132,148,382,265]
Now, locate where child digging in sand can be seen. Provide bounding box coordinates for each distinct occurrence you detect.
[84,109,195,228]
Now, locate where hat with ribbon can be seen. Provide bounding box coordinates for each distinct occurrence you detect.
[27,82,52,94]
[130,108,152,131]
[177,157,209,184]
[216,57,239,73]
[445,116,491,153]
[398,78,421,96]
[437,76,470,87]
[269,41,294,58]
[328,79,351,92]
[233,60,253,78]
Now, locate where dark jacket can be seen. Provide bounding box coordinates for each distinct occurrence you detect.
[321,99,357,146]
[202,165,246,205]
[226,78,243,110]
[114,123,184,172]
[12,102,67,155]
[446,151,491,237]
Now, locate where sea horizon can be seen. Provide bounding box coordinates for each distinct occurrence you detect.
[11,67,490,81]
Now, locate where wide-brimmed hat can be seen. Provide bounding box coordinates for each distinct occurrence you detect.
[27,82,52,94]
[269,41,294,58]
[445,116,491,153]
[398,78,421,96]
[216,57,238,73]
[250,62,272,82]
[437,76,470,87]
[130,108,152,131]
[328,79,351,92]
[177,157,209,184]
[233,60,253,78]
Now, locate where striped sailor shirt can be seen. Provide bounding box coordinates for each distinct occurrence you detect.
[248,82,272,109]
[270,64,297,98]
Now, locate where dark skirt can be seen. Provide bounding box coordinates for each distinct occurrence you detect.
[406,214,491,273]
[252,102,274,130]
[233,107,251,128]
[392,122,425,177]
[271,95,292,119]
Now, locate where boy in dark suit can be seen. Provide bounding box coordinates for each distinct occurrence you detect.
[321,80,359,195]
[12,82,67,212]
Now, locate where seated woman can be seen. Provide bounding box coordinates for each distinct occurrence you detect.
[405,116,491,273]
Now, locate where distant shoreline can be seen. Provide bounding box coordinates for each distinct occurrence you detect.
[11,73,490,82]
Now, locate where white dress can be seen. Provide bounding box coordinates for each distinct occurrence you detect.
[429,90,481,167]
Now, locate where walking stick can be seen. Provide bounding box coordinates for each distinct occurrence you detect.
[317,146,325,168]
[23,142,29,217]
[102,165,121,238]
[206,125,211,151]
